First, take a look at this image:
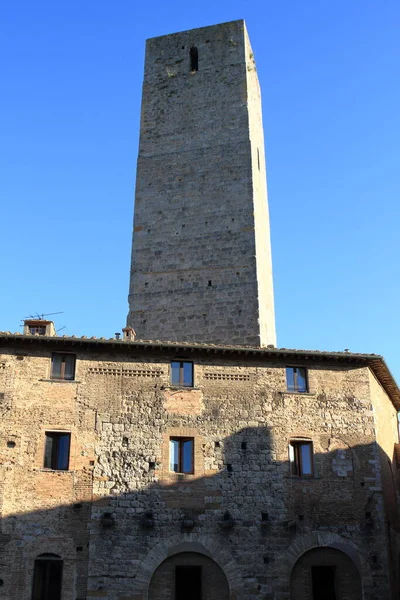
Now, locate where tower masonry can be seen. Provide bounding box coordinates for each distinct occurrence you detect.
[128,20,276,347]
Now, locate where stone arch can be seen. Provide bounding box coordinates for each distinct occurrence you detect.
[278,532,366,598]
[149,551,229,600]
[135,534,242,599]
[290,547,362,599]
[281,531,363,575]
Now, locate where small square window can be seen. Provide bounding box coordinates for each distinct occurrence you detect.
[171,361,193,387]
[51,353,76,380]
[44,432,71,470]
[286,367,308,393]
[289,440,313,476]
[169,437,194,474]
[29,325,46,335]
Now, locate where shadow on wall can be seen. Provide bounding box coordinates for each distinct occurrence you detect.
[0,427,399,600]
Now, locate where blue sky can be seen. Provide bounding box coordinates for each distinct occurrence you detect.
[1,1,399,380]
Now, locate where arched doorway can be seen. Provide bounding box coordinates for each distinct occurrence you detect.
[148,552,229,600]
[290,547,362,600]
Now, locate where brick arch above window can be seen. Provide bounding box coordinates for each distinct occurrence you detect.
[280,531,365,578]
[135,534,243,599]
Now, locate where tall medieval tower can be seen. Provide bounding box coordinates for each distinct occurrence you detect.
[127,20,276,347]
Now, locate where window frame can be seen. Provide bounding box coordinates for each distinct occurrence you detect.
[169,436,194,474]
[286,366,308,393]
[31,553,63,600]
[170,360,194,387]
[50,353,76,381]
[29,326,46,335]
[289,440,314,477]
[43,431,71,471]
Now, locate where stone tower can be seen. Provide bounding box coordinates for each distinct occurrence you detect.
[127,20,276,347]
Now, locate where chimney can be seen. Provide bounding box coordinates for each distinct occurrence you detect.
[23,319,56,337]
[122,327,136,342]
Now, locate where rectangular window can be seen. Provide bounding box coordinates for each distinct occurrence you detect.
[29,325,46,335]
[171,361,193,387]
[169,437,194,474]
[32,556,63,600]
[289,441,313,476]
[51,353,75,380]
[312,566,336,600]
[286,366,308,393]
[44,432,71,470]
[175,566,201,600]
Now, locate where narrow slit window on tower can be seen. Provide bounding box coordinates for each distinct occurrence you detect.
[257,148,260,171]
[190,47,198,71]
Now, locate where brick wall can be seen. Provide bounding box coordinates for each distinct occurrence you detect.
[0,341,398,599]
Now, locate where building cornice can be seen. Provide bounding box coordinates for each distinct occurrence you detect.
[0,333,399,410]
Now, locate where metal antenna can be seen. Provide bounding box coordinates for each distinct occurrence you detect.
[22,311,64,321]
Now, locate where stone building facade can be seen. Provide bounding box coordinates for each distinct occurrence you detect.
[127,20,276,347]
[2,18,400,600]
[0,330,399,599]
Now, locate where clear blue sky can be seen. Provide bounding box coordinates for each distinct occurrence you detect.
[1,1,399,379]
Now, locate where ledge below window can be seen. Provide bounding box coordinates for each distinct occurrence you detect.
[279,391,315,397]
[39,379,81,384]
[35,468,74,474]
[162,385,200,391]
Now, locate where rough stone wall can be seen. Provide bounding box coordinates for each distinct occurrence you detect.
[0,344,398,599]
[85,353,394,599]
[369,370,400,597]
[0,347,95,600]
[244,26,276,349]
[127,20,276,347]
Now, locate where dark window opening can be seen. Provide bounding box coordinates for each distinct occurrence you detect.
[44,432,71,470]
[175,565,201,600]
[190,47,199,71]
[286,366,308,393]
[171,361,193,387]
[241,441,247,450]
[31,554,63,600]
[51,353,75,381]
[208,280,212,286]
[289,440,313,476]
[312,566,336,600]
[29,325,46,335]
[170,437,194,473]
[257,148,260,171]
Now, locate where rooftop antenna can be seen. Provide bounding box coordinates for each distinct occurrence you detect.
[22,311,64,321]
[56,326,67,334]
